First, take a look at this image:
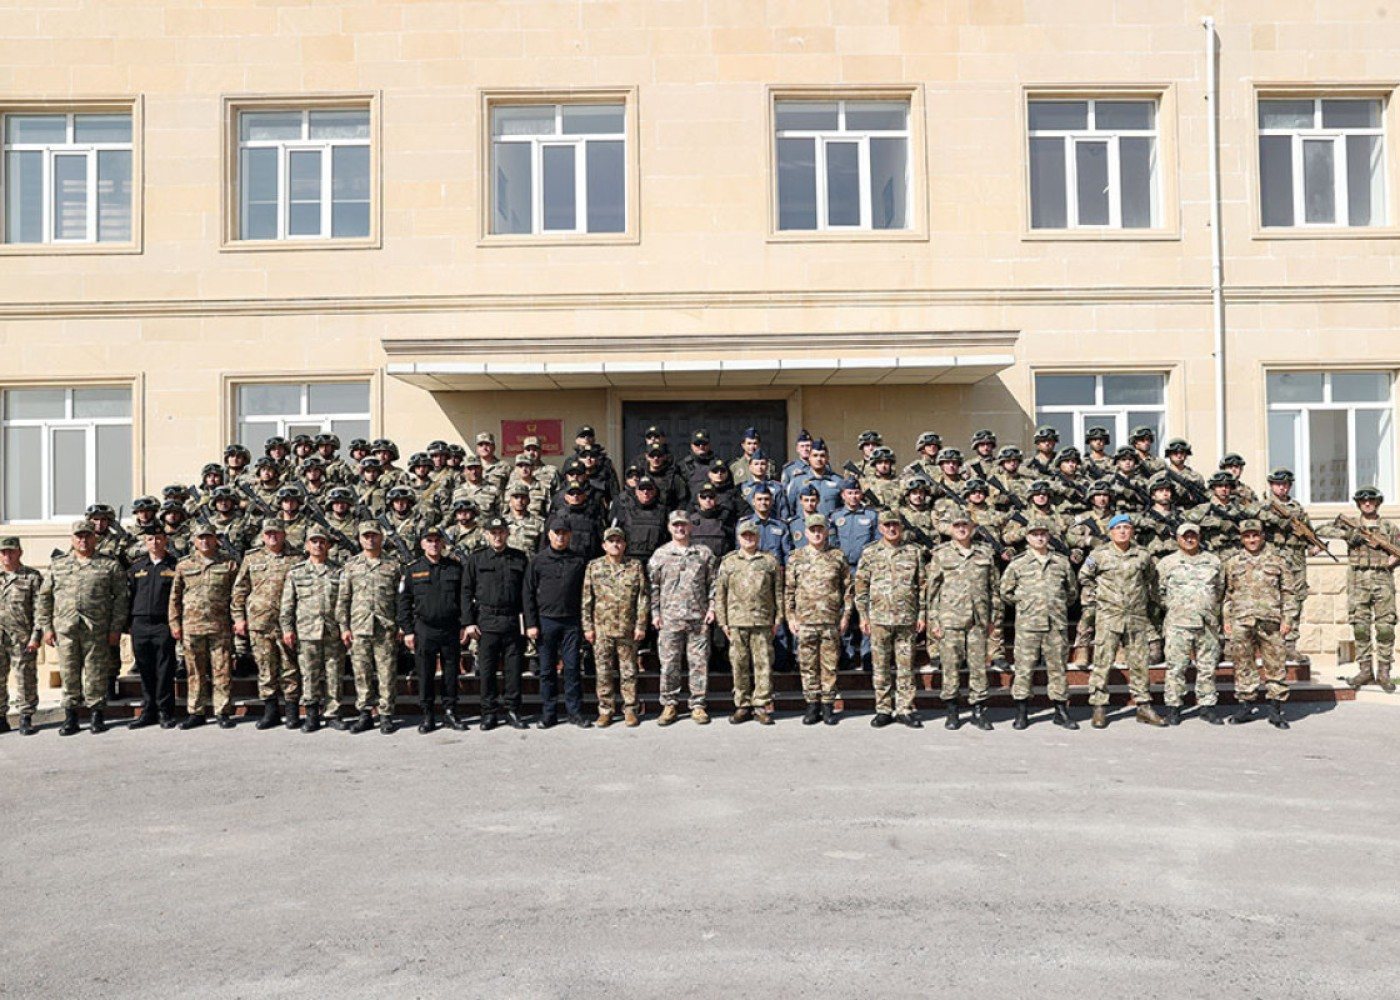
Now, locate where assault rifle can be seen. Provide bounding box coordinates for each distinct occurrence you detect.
[986,475,1026,511]
[376,512,416,563]
[1334,515,1400,560]
[1006,510,1071,557]
[193,506,242,562]
[1113,473,1152,508]
[1269,498,1338,562]
[302,495,359,556]
[1164,468,1210,508]
[235,480,275,519]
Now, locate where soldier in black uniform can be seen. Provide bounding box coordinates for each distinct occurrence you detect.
[462,516,530,731]
[126,526,180,729]
[396,525,467,734]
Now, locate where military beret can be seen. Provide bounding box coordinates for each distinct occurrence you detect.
[357,521,383,536]
[1239,519,1264,534]
[0,536,21,550]
[878,509,903,525]
[261,519,286,534]
[1108,514,1133,529]
[305,526,330,541]
[668,510,690,525]
[1176,522,1201,536]
[603,525,626,541]
[71,519,97,535]
[483,516,508,532]
[508,482,531,496]
[840,477,861,491]
[737,520,760,536]
[805,513,828,528]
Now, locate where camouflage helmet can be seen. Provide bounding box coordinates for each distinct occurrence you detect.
[996,445,1023,462]
[856,430,882,446]
[904,475,932,493]
[1354,486,1384,502]
[447,444,467,460]
[210,486,237,503]
[223,443,251,461]
[1148,475,1173,493]
[159,500,187,516]
[386,486,415,503]
[1028,479,1052,495]
[1164,438,1192,455]
[1266,467,1294,483]
[131,495,160,513]
[870,446,895,463]
[1084,425,1111,442]
[314,432,340,449]
[263,435,288,453]
[962,478,989,495]
[1219,453,1246,469]
[348,438,370,452]
[915,431,942,450]
[971,428,997,445]
[162,484,189,499]
[301,455,326,469]
[1055,447,1081,464]
[276,484,305,502]
[1129,425,1157,441]
[327,486,356,504]
[254,456,279,471]
[291,434,314,449]
[1087,479,1113,498]
[201,462,224,478]
[85,503,116,519]
[1032,425,1060,443]
[452,497,480,513]
[935,447,963,464]
[1113,446,1140,462]
[1207,471,1236,489]
[408,451,431,469]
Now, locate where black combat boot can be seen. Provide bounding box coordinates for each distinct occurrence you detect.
[19,714,37,736]
[350,711,374,734]
[179,712,206,730]
[255,699,280,730]
[822,703,837,726]
[128,711,157,730]
[972,703,993,731]
[898,712,923,728]
[159,713,177,729]
[284,702,301,730]
[418,710,436,734]
[869,712,893,728]
[1165,705,1182,726]
[1053,702,1079,730]
[379,713,396,735]
[302,704,322,733]
[802,702,822,725]
[216,714,236,729]
[59,709,81,736]
[1228,701,1256,725]
[326,708,346,731]
[944,699,961,730]
[1200,706,1223,725]
[0,717,10,734]
[1267,699,1291,730]
[89,710,107,734]
[504,709,528,730]
[479,711,500,732]
[1012,701,1029,730]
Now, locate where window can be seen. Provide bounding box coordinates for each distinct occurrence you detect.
[236,381,370,449]
[774,99,910,231]
[490,103,626,236]
[1268,371,1393,504]
[1258,97,1386,228]
[1028,99,1159,229]
[1034,373,1168,452]
[235,106,372,241]
[2,387,132,522]
[3,111,133,244]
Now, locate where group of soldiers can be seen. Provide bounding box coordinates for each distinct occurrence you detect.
[2,421,1396,737]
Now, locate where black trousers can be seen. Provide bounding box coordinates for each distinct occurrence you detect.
[477,629,524,713]
[130,619,177,717]
[415,625,461,713]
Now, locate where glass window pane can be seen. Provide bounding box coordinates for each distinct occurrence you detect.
[845,101,907,131]
[95,424,130,508]
[585,140,625,233]
[1075,141,1109,225]
[239,383,302,417]
[1035,374,1096,406]
[1267,372,1325,403]
[1302,139,1336,224]
[1126,411,1164,445]
[51,427,86,518]
[74,113,132,144]
[1259,135,1294,227]
[330,419,370,443]
[237,421,278,449]
[96,149,132,242]
[1119,136,1156,228]
[1259,100,1315,130]
[541,144,576,231]
[241,111,302,142]
[307,382,368,414]
[1308,409,1348,503]
[561,104,624,135]
[285,423,322,440]
[52,153,89,240]
[331,145,370,238]
[825,141,859,226]
[308,109,369,140]
[240,147,279,240]
[491,106,555,137]
[1028,102,1088,131]
[1330,371,1390,403]
[775,102,838,132]
[869,137,907,230]
[1095,101,1154,131]
[776,138,816,230]
[5,115,66,144]
[73,387,131,419]
[1102,374,1164,406]
[1268,410,1299,478]
[4,388,66,420]
[1346,134,1385,227]
[2,425,41,520]
[1355,408,1394,495]
[491,141,532,234]
[287,149,322,236]
[1029,136,1067,228]
[1322,99,1382,129]
[4,150,43,243]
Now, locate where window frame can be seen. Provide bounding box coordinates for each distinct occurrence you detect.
[1026,98,1161,231]
[231,379,373,448]
[1032,371,1170,454]
[1266,369,1395,505]
[221,93,381,252]
[0,97,142,256]
[1257,95,1387,230]
[479,88,640,247]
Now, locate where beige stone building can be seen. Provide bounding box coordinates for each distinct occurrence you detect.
[1,0,1397,650]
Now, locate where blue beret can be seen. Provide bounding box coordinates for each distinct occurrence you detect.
[841,477,861,491]
[1108,514,1133,529]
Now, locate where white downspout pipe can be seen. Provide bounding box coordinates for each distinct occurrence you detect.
[1203,16,1226,458]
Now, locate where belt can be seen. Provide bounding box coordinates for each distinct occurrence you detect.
[1349,564,1394,571]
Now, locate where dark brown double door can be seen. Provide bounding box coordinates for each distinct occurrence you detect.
[620,400,788,469]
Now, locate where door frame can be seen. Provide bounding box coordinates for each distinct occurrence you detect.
[607,387,803,460]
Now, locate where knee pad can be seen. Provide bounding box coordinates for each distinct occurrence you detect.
[1376,624,1395,646]
[1354,622,1372,644]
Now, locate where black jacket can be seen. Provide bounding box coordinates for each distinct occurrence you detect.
[128,554,178,624]
[523,546,587,627]
[396,555,464,632]
[617,499,669,562]
[461,545,528,632]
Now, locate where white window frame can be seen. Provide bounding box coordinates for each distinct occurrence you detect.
[1034,373,1169,451]
[1027,99,1160,230]
[1267,371,1394,505]
[234,381,371,446]
[1257,96,1387,229]
[2,110,134,245]
[773,98,912,232]
[1,387,132,523]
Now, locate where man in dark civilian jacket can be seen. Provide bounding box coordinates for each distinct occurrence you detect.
[396,525,467,734]
[524,519,590,729]
[462,515,530,731]
[126,526,180,729]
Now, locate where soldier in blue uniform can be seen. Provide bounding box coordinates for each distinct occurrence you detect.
[832,477,879,668]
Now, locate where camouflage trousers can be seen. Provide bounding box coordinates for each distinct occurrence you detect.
[1089,619,1150,707]
[1012,628,1069,702]
[870,623,916,717]
[1283,552,1309,631]
[657,623,709,709]
[251,629,300,703]
[1163,624,1220,707]
[0,628,39,715]
[184,633,234,717]
[795,624,841,704]
[728,625,773,709]
[349,629,397,715]
[594,635,640,713]
[987,617,1007,664]
[1229,618,1289,702]
[1347,568,1396,678]
[298,637,346,714]
[939,627,990,704]
[55,623,113,710]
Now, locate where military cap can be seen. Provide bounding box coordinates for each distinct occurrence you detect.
[579,443,602,458]
[809,438,828,452]
[0,536,21,550]
[840,476,862,491]
[192,523,218,538]
[463,453,484,467]
[870,447,895,462]
[1114,446,1140,462]
[603,525,626,541]
[1267,467,1295,483]
[522,435,541,448]
[302,526,329,541]
[1207,471,1236,488]
[878,508,903,525]
[698,484,718,497]
[1084,425,1110,441]
[915,431,942,450]
[1176,522,1201,536]
[1107,514,1133,529]
[419,524,446,538]
[1165,438,1192,455]
[971,429,997,445]
[748,449,767,463]
[482,515,508,532]
[468,431,492,446]
[576,425,596,438]
[644,425,665,438]
[646,443,667,457]
[514,452,533,465]
[563,484,586,496]
[691,429,710,445]
[507,482,531,496]
[948,510,973,525]
[936,448,963,464]
[137,524,166,537]
[1033,425,1060,442]
[799,484,819,498]
[1220,453,1246,468]
[1056,447,1082,464]
[1129,425,1156,441]
[963,478,989,494]
[857,430,882,446]
[1029,480,1051,494]
[635,477,657,490]
[796,429,813,443]
[563,459,586,476]
[623,464,641,478]
[357,521,383,536]
[667,510,690,525]
[742,426,760,440]
[737,519,760,536]
[132,495,160,512]
[1239,518,1264,534]
[805,513,828,528]
[1087,480,1112,497]
[708,458,728,472]
[996,446,1023,462]
[261,519,286,534]
[1024,519,1052,534]
[1354,486,1384,502]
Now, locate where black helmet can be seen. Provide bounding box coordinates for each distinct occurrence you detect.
[447,443,467,460]
[426,440,449,455]
[408,451,431,469]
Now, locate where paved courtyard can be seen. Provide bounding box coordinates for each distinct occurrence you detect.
[0,700,1394,999]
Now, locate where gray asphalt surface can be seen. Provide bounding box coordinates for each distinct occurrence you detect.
[0,701,1394,999]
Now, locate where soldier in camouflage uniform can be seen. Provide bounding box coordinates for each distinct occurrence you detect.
[861,447,903,511]
[280,526,346,733]
[1319,486,1400,691]
[1185,471,1256,561]
[855,510,927,728]
[1163,439,1208,508]
[504,483,546,555]
[335,522,403,734]
[38,520,128,735]
[715,521,784,725]
[784,513,852,724]
[1224,519,1296,729]
[355,457,391,516]
[927,511,1001,730]
[316,433,355,487]
[999,520,1079,729]
[508,455,553,519]
[1256,467,1319,668]
[1218,453,1258,506]
[169,524,239,729]
[1079,514,1165,728]
[583,526,650,727]
[123,496,164,564]
[1026,427,1060,479]
[1082,426,1115,481]
[988,446,1033,512]
[648,511,717,725]
[232,520,303,729]
[1156,523,1226,725]
[896,476,939,553]
[1047,449,1090,517]
[443,498,486,557]
[1108,447,1150,513]
[455,456,502,517]
[475,431,511,494]
[320,487,363,565]
[1130,425,1166,479]
[0,536,42,734]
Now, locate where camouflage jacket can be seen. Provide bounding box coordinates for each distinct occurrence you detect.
[505,513,546,555]
[1079,543,1158,627]
[784,544,853,628]
[926,542,1000,631]
[861,474,903,512]
[582,556,649,638]
[999,549,1077,632]
[1318,514,1400,570]
[1223,547,1294,625]
[1184,500,1259,556]
[854,540,926,627]
[280,559,342,640]
[0,565,43,640]
[715,549,783,628]
[335,552,403,637]
[231,547,302,632]
[37,553,128,634]
[1255,494,1314,562]
[169,553,237,636]
[1157,550,1225,630]
[647,541,716,627]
